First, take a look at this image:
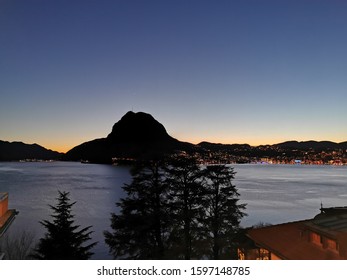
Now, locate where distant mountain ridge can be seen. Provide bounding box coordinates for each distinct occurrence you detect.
[273,140,347,150]
[0,140,63,161]
[198,142,252,151]
[1,111,346,163]
[198,140,347,152]
[64,112,346,163]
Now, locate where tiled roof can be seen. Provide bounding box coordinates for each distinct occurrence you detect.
[247,219,346,260]
[310,208,347,234]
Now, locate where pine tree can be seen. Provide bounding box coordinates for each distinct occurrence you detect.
[33,191,97,260]
[201,165,246,259]
[165,155,205,259]
[104,160,170,259]
[105,158,247,260]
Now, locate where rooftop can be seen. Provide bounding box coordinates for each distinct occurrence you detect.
[309,207,347,234]
[246,207,347,260]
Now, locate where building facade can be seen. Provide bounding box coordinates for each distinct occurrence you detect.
[239,207,347,260]
[0,192,17,237]
[0,192,18,259]
[0,193,9,218]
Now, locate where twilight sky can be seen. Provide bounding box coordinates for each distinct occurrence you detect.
[1,0,347,152]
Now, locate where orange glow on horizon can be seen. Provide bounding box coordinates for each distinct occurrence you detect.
[44,135,347,154]
[40,141,77,154]
[44,145,70,154]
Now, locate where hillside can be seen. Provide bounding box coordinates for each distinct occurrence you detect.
[0,141,63,161]
[273,140,347,151]
[64,111,195,163]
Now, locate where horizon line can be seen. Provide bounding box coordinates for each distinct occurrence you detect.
[2,138,347,154]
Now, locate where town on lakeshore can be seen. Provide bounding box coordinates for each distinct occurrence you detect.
[193,141,347,166]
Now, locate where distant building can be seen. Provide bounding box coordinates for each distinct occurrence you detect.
[0,192,18,260]
[0,193,9,217]
[0,192,17,236]
[238,207,347,260]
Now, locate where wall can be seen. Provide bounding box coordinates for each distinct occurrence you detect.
[0,193,9,217]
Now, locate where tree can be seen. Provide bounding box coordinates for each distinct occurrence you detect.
[32,191,97,260]
[104,159,170,259]
[165,155,205,259]
[201,165,246,259]
[0,230,35,260]
[105,158,248,260]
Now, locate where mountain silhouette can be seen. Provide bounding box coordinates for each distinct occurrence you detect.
[2,112,346,163]
[107,111,175,143]
[64,111,194,163]
[0,140,62,161]
[273,140,347,151]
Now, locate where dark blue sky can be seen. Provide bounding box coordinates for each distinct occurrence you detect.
[1,0,346,152]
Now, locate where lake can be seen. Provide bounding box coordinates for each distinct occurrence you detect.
[0,161,346,259]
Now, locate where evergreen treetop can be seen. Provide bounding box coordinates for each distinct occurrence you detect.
[33,191,97,260]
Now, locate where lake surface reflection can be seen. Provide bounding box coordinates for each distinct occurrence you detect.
[1,162,346,259]
[0,162,131,259]
[232,164,347,226]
